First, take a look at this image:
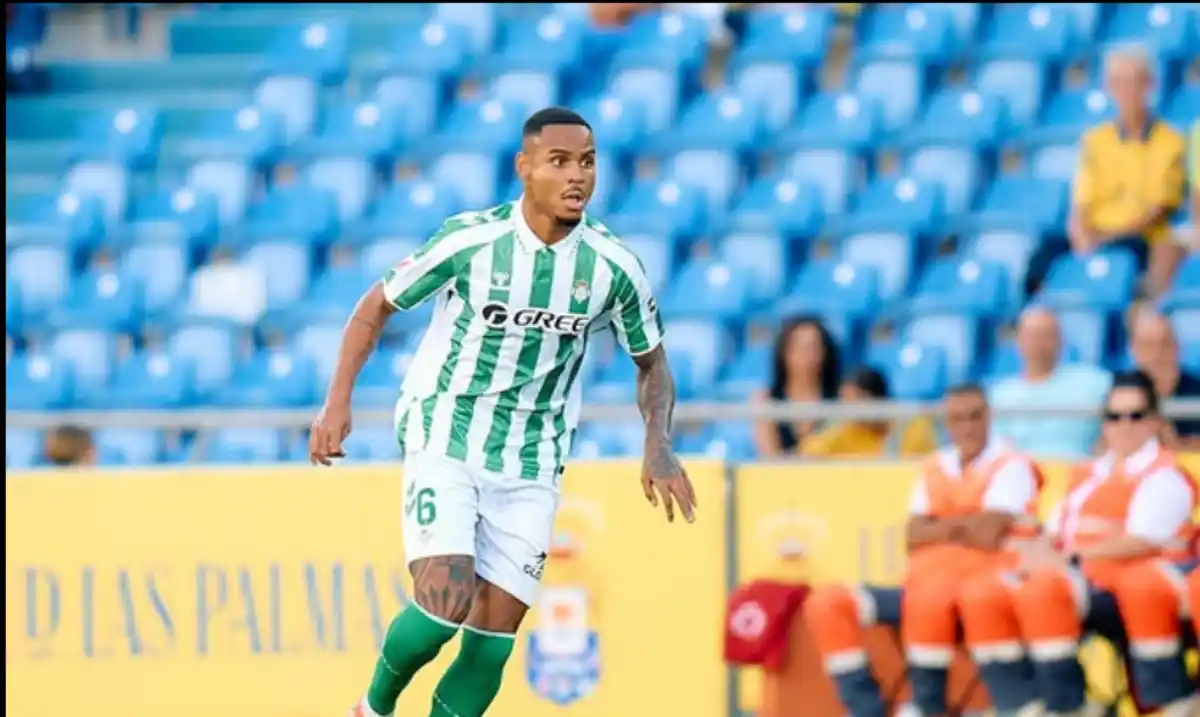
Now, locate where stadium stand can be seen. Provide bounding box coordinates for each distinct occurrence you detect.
[5,2,1200,466]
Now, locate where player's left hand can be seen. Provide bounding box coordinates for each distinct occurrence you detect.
[641,441,697,524]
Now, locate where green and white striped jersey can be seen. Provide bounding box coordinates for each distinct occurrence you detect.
[381,200,665,483]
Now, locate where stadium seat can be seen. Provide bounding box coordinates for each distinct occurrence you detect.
[668,92,766,154]
[187,159,253,225]
[972,58,1049,129]
[902,145,981,217]
[435,2,497,55]
[8,245,71,322]
[866,340,949,400]
[96,351,195,409]
[379,19,472,78]
[903,313,983,383]
[6,429,44,468]
[777,260,882,320]
[988,339,1080,381]
[776,92,884,154]
[902,89,1007,149]
[731,8,833,69]
[168,105,285,164]
[6,353,74,410]
[1055,309,1111,366]
[662,319,730,394]
[852,58,927,134]
[726,176,822,238]
[306,156,375,222]
[855,6,957,63]
[64,161,129,228]
[1024,88,1113,149]
[47,270,144,333]
[254,74,319,143]
[665,259,754,322]
[909,259,1009,317]
[717,232,789,304]
[373,73,443,147]
[204,427,286,463]
[717,344,771,400]
[841,231,917,301]
[298,101,402,164]
[357,180,462,243]
[972,174,1068,233]
[262,19,350,84]
[235,183,339,248]
[241,241,312,311]
[166,321,239,397]
[978,4,1074,62]
[293,321,349,385]
[1102,3,1197,59]
[120,187,219,249]
[1037,250,1138,312]
[575,95,645,156]
[841,176,943,235]
[620,235,673,293]
[491,13,585,75]
[1170,308,1200,348]
[779,146,860,217]
[1166,86,1199,133]
[5,191,105,251]
[95,428,166,465]
[1160,254,1200,312]
[72,105,161,168]
[354,350,411,408]
[609,179,706,239]
[964,229,1040,303]
[214,350,317,407]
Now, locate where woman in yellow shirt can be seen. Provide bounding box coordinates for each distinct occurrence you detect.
[801,367,940,458]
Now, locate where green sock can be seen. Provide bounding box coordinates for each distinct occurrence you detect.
[428,627,516,717]
[365,604,459,716]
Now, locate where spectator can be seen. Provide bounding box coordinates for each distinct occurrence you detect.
[802,366,938,457]
[988,307,1112,458]
[1129,308,1200,449]
[1027,46,1187,298]
[753,316,840,457]
[43,426,97,467]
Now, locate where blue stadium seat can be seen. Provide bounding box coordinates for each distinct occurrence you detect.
[705,422,758,461]
[855,7,957,63]
[5,191,104,251]
[574,95,646,156]
[841,232,917,301]
[373,74,443,147]
[6,281,23,336]
[290,261,372,326]
[214,350,317,407]
[428,101,521,207]
[72,105,161,168]
[852,59,927,134]
[6,353,74,410]
[777,260,882,319]
[298,101,402,163]
[1160,254,1200,312]
[1166,86,1199,133]
[96,428,165,465]
[354,351,411,408]
[362,237,423,281]
[487,70,561,118]
[717,233,789,304]
[359,180,462,242]
[166,321,239,397]
[965,229,1040,303]
[1059,3,1103,44]
[121,187,219,249]
[263,19,350,84]
[293,321,351,384]
[8,245,71,322]
[609,179,706,239]
[917,3,981,45]
[1170,308,1200,348]
[726,176,822,238]
[866,340,948,400]
[48,270,144,333]
[903,313,982,383]
[170,105,285,164]
[1102,3,1196,59]
[254,74,318,143]
[1025,88,1113,149]
[781,147,859,216]
[241,241,312,311]
[665,259,754,322]
[842,176,943,235]
[731,8,833,68]
[777,92,884,154]
[323,424,400,462]
[49,328,116,393]
[987,340,1080,381]
[121,239,189,315]
[1037,250,1138,312]
[973,174,1068,233]
[64,161,129,228]
[95,351,194,409]
[204,428,285,463]
[978,4,1074,62]
[669,92,766,153]
[6,429,43,468]
[717,345,770,400]
[609,11,711,75]
[380,19,472,78]
[909,259,1009,317]
[236,183,338,248]
[661,318,730,392]
[187,159,253,225]
[902,146,981,217]
[903,89,1007,148]
[435,2,497,55]
[1055,309,1110,365]
[666,148,741,215]
[306,157,375,222]
[491,13,585,74]
[973,58,1049,129]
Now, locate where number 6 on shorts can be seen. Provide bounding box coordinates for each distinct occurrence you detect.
[405,486,438,526]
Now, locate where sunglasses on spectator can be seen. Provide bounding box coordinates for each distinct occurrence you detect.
[1103,409,1150,423]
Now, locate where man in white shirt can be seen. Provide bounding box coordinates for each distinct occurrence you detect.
[1007,371,1197,717]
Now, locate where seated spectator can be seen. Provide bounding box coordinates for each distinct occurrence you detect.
[43,425,96,467]
[962,371,1198,717]
[805,383,1044,717]
[753,315,840,458]
[988,307,1112,458]
[1129,308,1200,449]
[802,366,938,457]
[1027,47,1187,298]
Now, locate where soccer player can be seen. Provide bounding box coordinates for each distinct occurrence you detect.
[308,107,697,717]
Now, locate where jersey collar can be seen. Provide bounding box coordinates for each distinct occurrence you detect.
[513,196,585,255]
[940,436,1007,477]
[1096,437,1161,476]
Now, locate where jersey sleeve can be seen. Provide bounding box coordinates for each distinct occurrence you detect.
[981,457,1039,515]
[380,224,461,310]
[1125,467,1195,544]
[608,255,665,357]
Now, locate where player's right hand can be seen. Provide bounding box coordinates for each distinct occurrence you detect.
[309,401,352,466]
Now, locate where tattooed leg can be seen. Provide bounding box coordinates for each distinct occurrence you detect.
[361,556,476,716]
[428,580,526,717]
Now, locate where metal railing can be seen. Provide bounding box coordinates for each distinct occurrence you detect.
[8,398,1200,430]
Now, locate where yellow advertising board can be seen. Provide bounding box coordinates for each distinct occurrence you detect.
[733,457,1200,717]
[5,460,727,717]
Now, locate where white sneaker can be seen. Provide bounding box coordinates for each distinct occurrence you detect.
[1160,696,1199,717]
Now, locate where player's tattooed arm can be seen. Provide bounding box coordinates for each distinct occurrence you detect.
[326,284,395,405]
[633,345,675,452]
[634,346,696,523]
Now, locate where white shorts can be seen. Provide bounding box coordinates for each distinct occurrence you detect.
[401,450,559,607]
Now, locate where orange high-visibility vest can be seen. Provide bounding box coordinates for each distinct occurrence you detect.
[1057,447,1198,590]
[909,449,1046,579]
